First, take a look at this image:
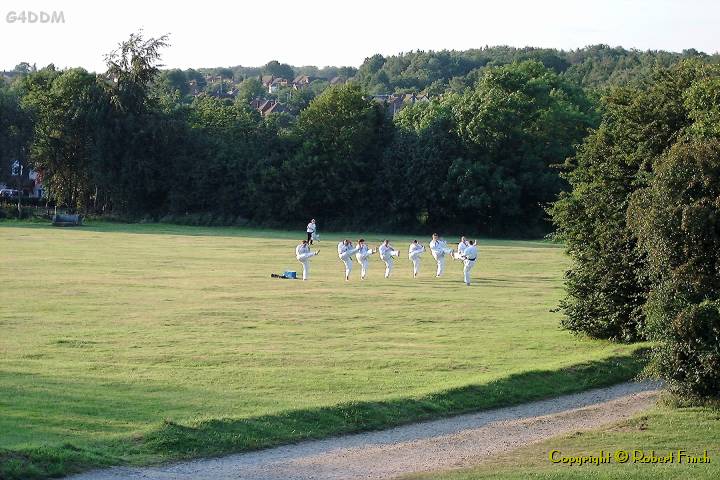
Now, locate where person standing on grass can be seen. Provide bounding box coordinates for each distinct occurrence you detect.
[306,219,317,244]
[338,239,360,281]
[296,240,320,281]
[429,233,454,277]
[355,239,375,280]
[408,240,425,278]
[453,236,469,261]
[461,240,478,286]
[378,239,401,278]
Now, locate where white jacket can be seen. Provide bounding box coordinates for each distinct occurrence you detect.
[408,243,424,257]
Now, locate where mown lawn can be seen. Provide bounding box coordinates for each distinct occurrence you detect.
[0,221,645,479]
[409,402,720,480]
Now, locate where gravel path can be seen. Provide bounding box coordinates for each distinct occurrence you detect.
[67,381,660,480]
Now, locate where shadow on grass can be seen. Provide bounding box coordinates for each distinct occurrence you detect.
[0,350,649,480]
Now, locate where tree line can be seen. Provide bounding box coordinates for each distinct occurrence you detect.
[147,45,720,100]
[550,60,720,399]
[1,33,596,236]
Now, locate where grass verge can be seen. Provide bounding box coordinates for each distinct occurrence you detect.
[0,354,646,479]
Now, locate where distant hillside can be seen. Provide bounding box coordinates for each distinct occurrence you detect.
[191,45,720,95]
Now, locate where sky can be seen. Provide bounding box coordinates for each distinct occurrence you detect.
[1,0,719,72]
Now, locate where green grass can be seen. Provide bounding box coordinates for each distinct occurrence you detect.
[408,401,720,480]
[0,221,645,479]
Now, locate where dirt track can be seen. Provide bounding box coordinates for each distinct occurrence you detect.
[66,381,660,480]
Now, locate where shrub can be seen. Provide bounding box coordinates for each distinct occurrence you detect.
[629,139,720,398]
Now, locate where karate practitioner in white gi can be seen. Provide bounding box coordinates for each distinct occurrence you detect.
[378,240,400,278]
[306,219,317,244]
[453,236,469,261]
[408,240,425,278]
[355,239,376,280]
[461,240,478,286]
[337,239,360,281]
[295,240,319,280]
[429,233,454,277]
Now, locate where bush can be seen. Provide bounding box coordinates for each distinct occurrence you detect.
[550,61,720,342]
[629,139,720,398]
[648,301,720,399]
[0,205,35,220]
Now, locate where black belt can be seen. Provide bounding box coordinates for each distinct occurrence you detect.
[466,258,476,261]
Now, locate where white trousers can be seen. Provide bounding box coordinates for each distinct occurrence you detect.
[356,251,373,277]
[432,247,453,276]
[296,252,316,280]
[463,259,476,285]
[453,251,465,261]
[339,254,353,278]
[409,252,423,276]
[433,254,446,276]
[380,251,399,278]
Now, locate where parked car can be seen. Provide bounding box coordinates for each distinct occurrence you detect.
[0,189,20,198]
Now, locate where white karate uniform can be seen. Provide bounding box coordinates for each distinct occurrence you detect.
[295,244,316,280]
[378,244,400,278]
[462,244,478,285]
[355,244,373,279]
[338,242,359,279]
[429,239,452,276]
[408,243,425,277]
[453,241,468,260]
[307,222,317,242]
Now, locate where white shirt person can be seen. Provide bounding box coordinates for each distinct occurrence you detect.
[354,239,375,280]
[306,219,317,244]
[429,233,454,277]
[337,239,360,281]
[295,240,320,280]
[378,240,400,278]
[461,240,478,286]
[408,240,425,278]
[453,236,468,261]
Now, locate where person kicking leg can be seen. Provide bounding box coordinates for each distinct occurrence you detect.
[408,240,425,278]
[429,233,453,277]
[378,239,400,278]
[338,239,359,281]
[453,236,468,261]
[462,240,478,286]
[295,240,319,280]
[355,239,375,280]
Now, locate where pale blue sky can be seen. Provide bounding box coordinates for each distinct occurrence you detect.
[1,0,718,72]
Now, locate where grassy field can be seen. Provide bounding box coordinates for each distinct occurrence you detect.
[0,221,645,479]
[408,401,720,480]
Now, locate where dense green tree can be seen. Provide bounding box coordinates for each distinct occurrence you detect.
[20,68,107,209]
[185,68,207,89]
[550,61,720,341]
[235,77,265,103]
[263,60,294,80]
[104,32,169,114]
[0,80,31,188]
[452,61,596,234]
[181,96,266,215]
[380,95,463,229]
[156,68,189,96]
[280,84,385,225]
[629,139,720,398]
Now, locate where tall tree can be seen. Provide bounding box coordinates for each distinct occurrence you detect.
[20,68,107,209]
[550,60,718,341]
[281,84,384,224]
